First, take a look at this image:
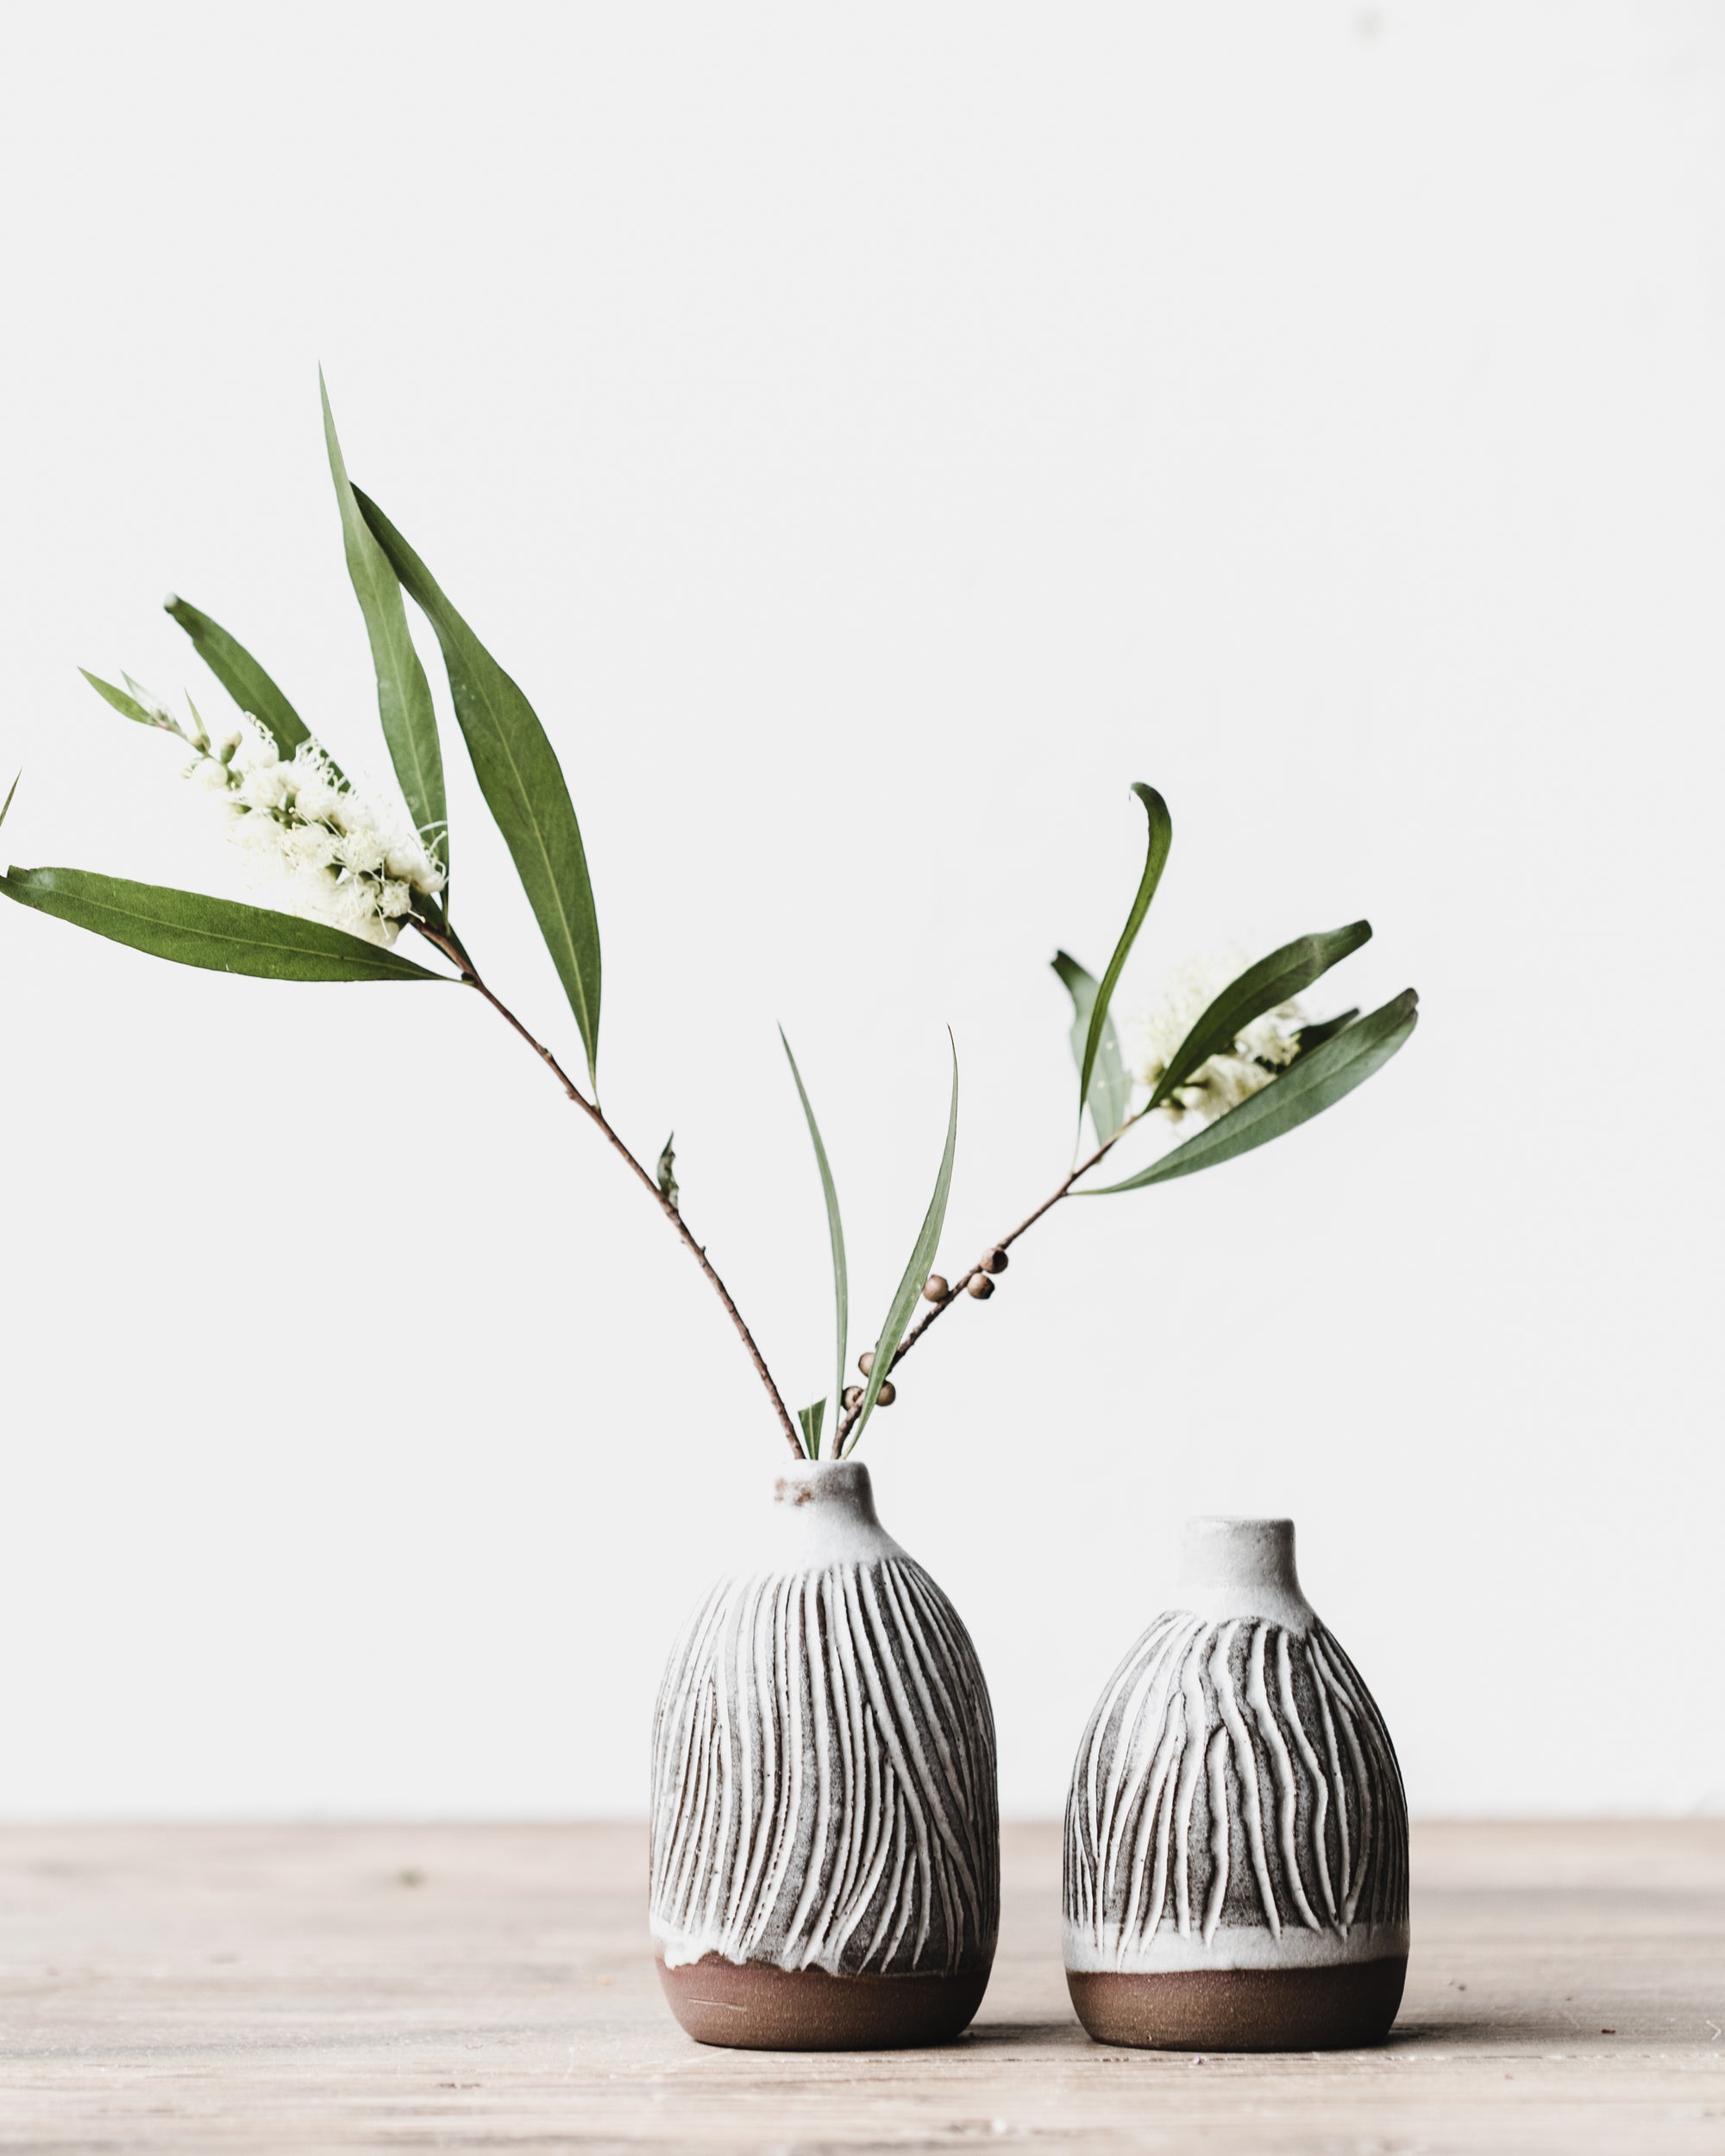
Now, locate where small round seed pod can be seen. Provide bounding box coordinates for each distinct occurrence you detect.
[875,1380,897,1407]
[922,1275,949,1303]
[982,1247,1010,1275]
[843,1385,863,1410]
[858,1348,881,1377]
[966,1273,995,1300]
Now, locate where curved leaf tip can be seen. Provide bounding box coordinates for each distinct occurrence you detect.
[1076,782,1172,1124]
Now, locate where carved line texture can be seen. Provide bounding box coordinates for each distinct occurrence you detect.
[1065,1614,1408,1964]
[650,1557,1000,1977]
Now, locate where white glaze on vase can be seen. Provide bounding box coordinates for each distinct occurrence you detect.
[1064,1518,1408,1976]
[649,1460,999,1979]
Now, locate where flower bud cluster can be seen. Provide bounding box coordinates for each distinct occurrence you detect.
[188,719,446,948]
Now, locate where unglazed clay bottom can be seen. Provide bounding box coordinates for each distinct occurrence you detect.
[656,1956,991,2051]
[1064,1517,1408,2052]
[649,1459,999,2050]
[1067,1957,1408,2053]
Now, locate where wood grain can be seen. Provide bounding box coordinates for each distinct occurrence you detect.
[0,1821,1719,2153]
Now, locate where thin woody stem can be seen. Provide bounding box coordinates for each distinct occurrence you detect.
[411,917,804,1459]
[832,1103,1153,1451]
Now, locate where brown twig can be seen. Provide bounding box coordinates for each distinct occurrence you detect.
[411,916,804,1459]
[831,1104,1155,1452]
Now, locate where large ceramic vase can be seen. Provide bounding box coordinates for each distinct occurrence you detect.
[649,1458,1000,2049]
[1064,1516,1408,2051]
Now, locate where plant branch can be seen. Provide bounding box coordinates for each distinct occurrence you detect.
[831,1102,1155,1450]
[411,916,804,1459]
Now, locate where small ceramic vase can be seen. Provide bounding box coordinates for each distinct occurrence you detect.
[1064,1516,1408,2051]
[649,1457,1000,2049]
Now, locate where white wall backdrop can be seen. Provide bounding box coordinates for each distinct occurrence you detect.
[1,1,1720,1819]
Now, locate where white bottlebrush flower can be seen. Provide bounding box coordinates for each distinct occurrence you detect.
[238,755,293,812]
[183,717,445,949]
[384,843,442,893]
[290,772,342,827]
[1123,948,1310,1129]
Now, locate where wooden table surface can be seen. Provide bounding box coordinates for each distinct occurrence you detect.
[0,1821,1719,2153]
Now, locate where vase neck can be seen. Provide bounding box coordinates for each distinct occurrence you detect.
[1175,1516,1317,1629]
[757,1458,904,1569]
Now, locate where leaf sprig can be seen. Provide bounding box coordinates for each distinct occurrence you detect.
[0,384,1420,1465]
[819,785,1418,1428]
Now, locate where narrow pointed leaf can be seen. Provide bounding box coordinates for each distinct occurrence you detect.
[354,490,601,1090]
[78,668,172,737]
[1052,950,1132,1143]
[163,597,310,759]
[0,774,16,834]
[1087,989,1418,1192]
[1150,920,1374,1107]
[1079,783,1171,1119]
[846,1036,959,1455]
[0,868,444,982]
[797,1399,826,1460]
[781,1028,848,1447]
[320,375,448,875]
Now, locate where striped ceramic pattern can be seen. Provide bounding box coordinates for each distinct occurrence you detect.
[650,1552,999,1977]
[1065,1609,1408,1969]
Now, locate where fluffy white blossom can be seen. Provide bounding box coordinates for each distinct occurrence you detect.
[186,718,445,948]
[1123,948,1308,1128]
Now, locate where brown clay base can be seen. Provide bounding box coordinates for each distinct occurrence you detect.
[657,1954,991,2050]
[1067,1954,1408,2052]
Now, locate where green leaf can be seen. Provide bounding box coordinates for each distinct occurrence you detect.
[0,868,446,983]
[1149,921,1374,1108]
[1052,950,1132,1144]
[797,1399,827,1460]
[781,1028,848,1452]
[163,596,310,761]
[0,774,16,834]
[1291,1007,1359,1056]
[1087,988,1418,1193]
[1079,783,1172,1123]
[846,1035,959,1455]
[79,669,172,734]
[656,1131,680,1213]
[354,490,603,1092]
[319,374,448,876]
